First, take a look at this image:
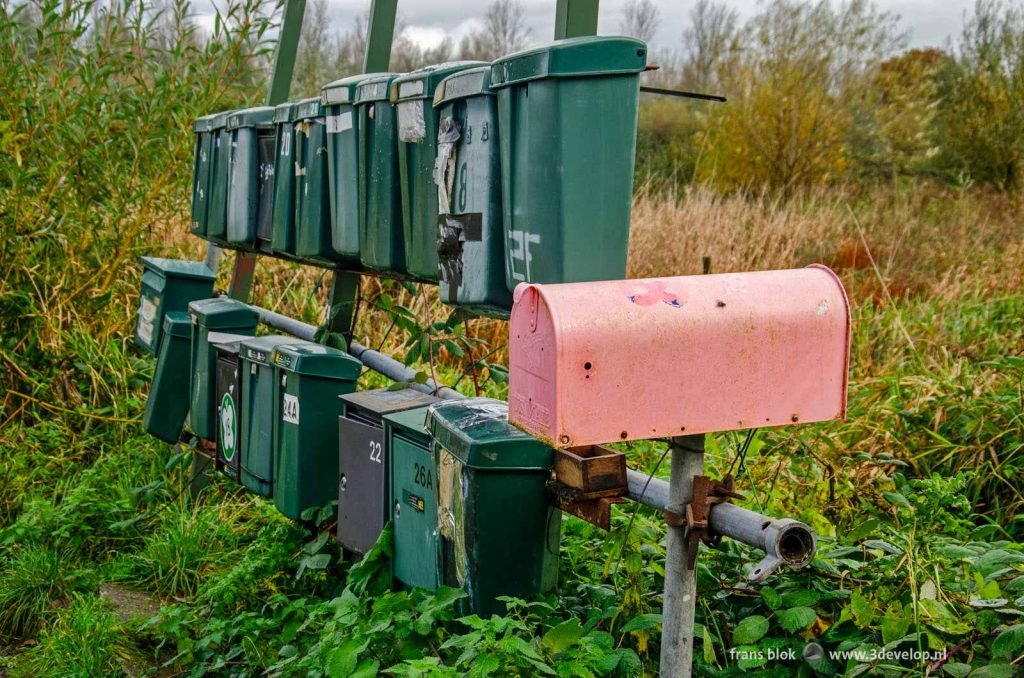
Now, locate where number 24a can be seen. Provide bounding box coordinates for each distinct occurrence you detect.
[368,441,382,464]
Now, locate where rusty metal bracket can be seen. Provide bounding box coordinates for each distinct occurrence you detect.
[665,475,744,570]
[548,480,627,531]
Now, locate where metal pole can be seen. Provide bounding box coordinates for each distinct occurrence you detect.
[554,0,599,39]
[659,435,705,678]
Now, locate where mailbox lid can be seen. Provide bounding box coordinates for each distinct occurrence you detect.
[188,297,259,330]
[162,311,192,338]
[227,106,275,130]
[271,342,361,380]
[322,73,381,105]
[434,66,493,107]
[141,257,216,283]
[427,398,552,470]
[292,96,323,122]
[342,388,440,417]
[490,36,647,88]
[354,73,400,104]
[273,100,300,124]
[508,266,851,447]
[240,335,306,366]
[383,405,433,444]
[390,61,487,103]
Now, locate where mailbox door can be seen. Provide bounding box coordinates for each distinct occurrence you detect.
[396,99,443,281]
[326,103,361,259]
[390,431,438,591]
[143,314,192,443]
[191,130,213,237]
[255,128,276,252]
[240,361,274,496]
[226,126,259,248]
[206,127,231,244]
[271,119,297,256]
[215,353,241,480]
[189,326,216,439]
[135,272,164,354]
[337,413,386,555]
[295,120,342,264]
[358,100,404,273]
[436,95,510,316]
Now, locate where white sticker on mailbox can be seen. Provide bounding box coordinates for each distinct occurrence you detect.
[282,394,299,424]
[326,112,352,134]
[136,297,157,346]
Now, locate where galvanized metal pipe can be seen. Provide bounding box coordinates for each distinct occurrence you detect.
[253,306,461,400]
[659,435,705,678]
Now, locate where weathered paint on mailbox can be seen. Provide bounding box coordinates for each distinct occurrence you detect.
[507,266,851,447]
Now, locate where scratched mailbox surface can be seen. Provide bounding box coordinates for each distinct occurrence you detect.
[507,266,851,447]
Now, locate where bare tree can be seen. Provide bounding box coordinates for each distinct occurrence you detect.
[680,0,739,89]
[619,0,659,44]
[459,0,530,61]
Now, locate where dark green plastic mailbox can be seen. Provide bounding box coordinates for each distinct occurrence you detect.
[135,257,215,355]
[239,335,305,497]
[428,398,561,616]
[490,37,647,287]
[226,106,276,250]
[432,67,511,316]
[322,74,378,262]
[188,298,259,440]
[355,74,404,273]
[337,388,439,558]
[391,61,485,281]
[271,101,300,258]
[205,111,233,245]
[387,405,439,591]
[190,113,218,239]
[272,342,361,520]
[293,98,340,265]
[143,312,192,443]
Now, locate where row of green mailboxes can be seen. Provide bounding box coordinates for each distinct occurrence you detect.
[143,296,558,615]
[191,36,648,315]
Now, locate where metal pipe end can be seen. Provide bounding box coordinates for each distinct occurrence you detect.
[775,521,816,569]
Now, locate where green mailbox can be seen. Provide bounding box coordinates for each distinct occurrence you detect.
[134,257,215,355]
[272,342,361,520]
[188,298,259,440]
[432,67,511,316]
[271,101,300,258]
[225,106,276,250]
[190,113,218,239]
[142,312,192,443]
[355,74,404,274]
[387,405,440,592]
[391,61,485,281]
[292,98,338,265]
[239,335,305,497]
[337,388,439,558]
[321,74,378,263]
[490,37,647,287]
[428,398,561,616]
[205,111,233,245]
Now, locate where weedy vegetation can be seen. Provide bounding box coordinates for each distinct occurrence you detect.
[1,0,1023,675]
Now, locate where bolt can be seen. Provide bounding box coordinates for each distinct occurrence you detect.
[559,434,570,445]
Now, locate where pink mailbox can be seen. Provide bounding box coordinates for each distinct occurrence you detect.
[508,265,851,447]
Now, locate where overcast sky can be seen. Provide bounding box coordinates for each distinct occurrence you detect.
[195,0,977,52]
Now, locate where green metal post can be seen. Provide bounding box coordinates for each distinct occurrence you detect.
[325,0,398,338]
[228,0,308,302]
[554,0,599,39]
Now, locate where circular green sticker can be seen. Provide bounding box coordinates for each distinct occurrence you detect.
[220,392,237,462]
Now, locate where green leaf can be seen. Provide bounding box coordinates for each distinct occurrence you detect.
[940,663,972,677]
[883,491,910,506]
[778,606,817,632]
[327,637,369,676]
[350,658,379,678]
[541,619,584,654]
[734,645,767,670]
[761,587,782,610]
[991,623,1024,658]
[780,590,820,608]
[413,370,429,385]
[702,624,715,664]
[618,613,662,634]
[732,615,769,645]
[881,602,911,645]
[969,664,1019,678]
